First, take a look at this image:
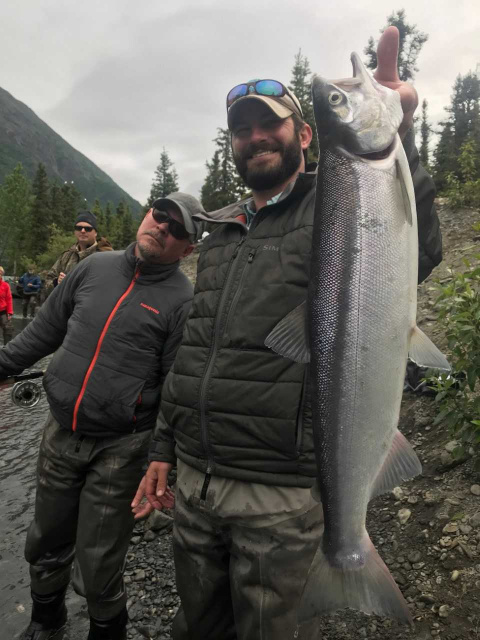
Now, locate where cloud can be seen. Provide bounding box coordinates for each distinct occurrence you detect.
[1,0,479,202]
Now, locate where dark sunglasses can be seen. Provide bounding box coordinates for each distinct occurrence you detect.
[226,79,295,110]
[151,210,190,240]
[74,225,94,232]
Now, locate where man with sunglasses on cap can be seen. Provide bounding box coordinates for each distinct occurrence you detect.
[134,28,442,640]
[45,211,113,295]
[0,193,204,640]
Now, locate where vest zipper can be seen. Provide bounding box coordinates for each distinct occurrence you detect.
[198,236,246,472]
[71,268,140,432]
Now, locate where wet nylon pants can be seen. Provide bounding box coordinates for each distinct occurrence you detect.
[25,414,151,619]
[172,483,324,640]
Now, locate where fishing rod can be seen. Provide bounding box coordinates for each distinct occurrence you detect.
[1,370,45,408]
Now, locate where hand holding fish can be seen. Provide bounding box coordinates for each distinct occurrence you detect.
[375,26,418,138]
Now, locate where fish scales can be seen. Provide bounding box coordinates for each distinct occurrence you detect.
[309,145,416,545]
[265,51,449,626]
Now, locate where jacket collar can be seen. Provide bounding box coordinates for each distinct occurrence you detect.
[193,169,317,226]
[123,243,180,280]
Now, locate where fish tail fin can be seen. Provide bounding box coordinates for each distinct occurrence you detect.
[298,535,413,626]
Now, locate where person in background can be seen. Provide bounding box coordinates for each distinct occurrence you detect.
[18,265,42,318]
[132,28,443,640]
[0,193,203,640]
[0,265,13,345]
[45,211,113,294]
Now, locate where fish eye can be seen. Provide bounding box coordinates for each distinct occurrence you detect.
[328,91,343,106]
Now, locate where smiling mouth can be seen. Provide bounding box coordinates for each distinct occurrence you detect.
[249,150,278,160]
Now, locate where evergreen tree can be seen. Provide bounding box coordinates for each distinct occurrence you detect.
[433,72,480,189]
[201,150,223,211]
[201,129,247,211]
[120,209,136,248]
[147,149,179,206]
[419,99,431,168]
[49,181,65,228]
[60,182,84,231]
[289,49,318,163]
[31,163,52,256]
[91,198,106,236]
[105,202,114,237]
[0,164,33,273]
[364,9,428,82]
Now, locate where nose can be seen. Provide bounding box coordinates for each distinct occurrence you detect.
[156,221,170,236]
[249,125,268,143]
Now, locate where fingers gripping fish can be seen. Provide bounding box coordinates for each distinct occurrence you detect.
[265,53,449,625]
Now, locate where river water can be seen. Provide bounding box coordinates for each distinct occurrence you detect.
[0,299,87,639]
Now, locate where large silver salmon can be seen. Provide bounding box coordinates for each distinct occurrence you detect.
[265,53,449,624]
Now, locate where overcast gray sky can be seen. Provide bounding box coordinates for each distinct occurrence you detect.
[1,0,479,205]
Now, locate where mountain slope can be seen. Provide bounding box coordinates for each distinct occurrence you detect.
[0,86,142,214]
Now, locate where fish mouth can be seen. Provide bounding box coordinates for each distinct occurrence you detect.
[357,139,396,161]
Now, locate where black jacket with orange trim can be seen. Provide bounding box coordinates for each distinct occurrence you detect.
[0,244,193,436]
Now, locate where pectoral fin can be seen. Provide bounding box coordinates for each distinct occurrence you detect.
[264,301,310,363]
[409,326,450,371]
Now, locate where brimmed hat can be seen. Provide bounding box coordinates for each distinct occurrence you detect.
[227,85,303,130]
[152,193,205,241]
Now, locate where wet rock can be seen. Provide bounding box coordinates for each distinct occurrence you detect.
[398,508,411,525]
[470,512,480,528]
[392,487,404,500]
[144,530,156,542]
[145,510,174,533]
[407,550,422,563]
[445,440,458,453]
[424,491,438,506]
[442,522,459,534]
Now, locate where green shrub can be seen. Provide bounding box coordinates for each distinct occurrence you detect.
[428,253,480,460]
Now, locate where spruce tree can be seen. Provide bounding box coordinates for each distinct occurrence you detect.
[364,9,428,82]
[105,202,114,238]
[60,182,84,231]
[91,198,106,236]
[201,129,247,211]
[49,181,65,228]
[289,49,318,163]
[433,72,480,189]
[0,164,32,272]
[419,99,431,168]
[31,163,52,256]
[147,149,179,206]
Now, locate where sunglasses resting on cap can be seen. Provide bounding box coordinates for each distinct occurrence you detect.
[150,209,191,240]
[226,79,303,117]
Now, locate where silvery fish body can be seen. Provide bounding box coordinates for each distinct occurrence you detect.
[265,53,448,624]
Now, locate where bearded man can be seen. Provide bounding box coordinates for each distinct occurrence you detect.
[133,29,443,640]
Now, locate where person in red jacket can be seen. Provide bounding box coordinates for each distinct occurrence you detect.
[0,266,14,345]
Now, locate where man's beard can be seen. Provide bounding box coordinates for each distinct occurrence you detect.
[233,136,303,191]
[137,231,165,262]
